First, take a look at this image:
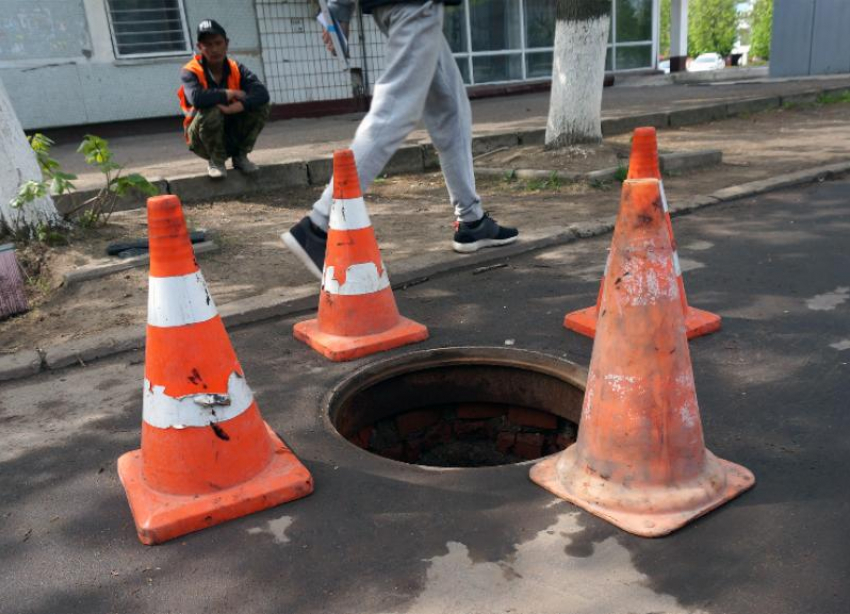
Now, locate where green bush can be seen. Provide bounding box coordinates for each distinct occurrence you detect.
[750,0,773,60]
[688,0,738,57]
[9,133,159,234]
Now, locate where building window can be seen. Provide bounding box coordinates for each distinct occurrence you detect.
[445,0,656,85]
[106,0,191,58]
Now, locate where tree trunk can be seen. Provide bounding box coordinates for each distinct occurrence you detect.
[545,0,612,148]
[0,78,62,236]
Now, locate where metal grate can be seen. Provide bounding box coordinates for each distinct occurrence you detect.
[106,0,191,57]
[256,0,386,105]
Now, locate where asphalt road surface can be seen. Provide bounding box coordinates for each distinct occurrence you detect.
[1,177,848,614]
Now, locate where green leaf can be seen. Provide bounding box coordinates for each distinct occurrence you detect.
[52,170,78,182]
[78,134,113,167]
[9,180,48,209]
[49,175,75,196]
[111,173,158,197]
[29,133,55,154]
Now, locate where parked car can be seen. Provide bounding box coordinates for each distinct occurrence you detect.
[658,59,670,74]
[687,53,725,72]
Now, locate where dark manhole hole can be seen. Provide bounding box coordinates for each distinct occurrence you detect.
[328,347,586,467]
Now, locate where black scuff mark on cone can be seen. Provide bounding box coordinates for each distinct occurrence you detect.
[211,423,230,441]
[188,368,208,389]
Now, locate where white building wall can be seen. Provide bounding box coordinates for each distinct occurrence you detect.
[1,0,661,129]
[0,0,264,129]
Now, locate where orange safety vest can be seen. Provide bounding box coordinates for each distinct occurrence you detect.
[177,55,241,142]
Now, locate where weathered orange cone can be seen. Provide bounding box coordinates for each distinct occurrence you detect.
[564,127,721,339]
[294,150,428,361]
[117,195,313,545]
[533,179,754,537]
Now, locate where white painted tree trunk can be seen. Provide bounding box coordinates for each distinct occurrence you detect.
[0,78,62,236]
[545,15,611,148]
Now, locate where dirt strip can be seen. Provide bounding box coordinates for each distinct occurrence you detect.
[2,99,849,356]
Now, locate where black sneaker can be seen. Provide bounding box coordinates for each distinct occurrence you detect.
[281,216,327,280]
[452,213,519,253]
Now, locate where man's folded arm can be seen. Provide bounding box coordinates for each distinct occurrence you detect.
[180,68,228,108]
[237,64,271,110]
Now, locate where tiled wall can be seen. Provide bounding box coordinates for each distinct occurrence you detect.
[255,0,386,104]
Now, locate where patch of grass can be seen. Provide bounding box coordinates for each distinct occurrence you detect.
[816,90,850,105]
[372,175,389,185]
[3,221,69,247]
[35,225,69,246]
[523,171,563,191]
[613,165,628,183]
[25,274,51,295]
[781,101,810,111]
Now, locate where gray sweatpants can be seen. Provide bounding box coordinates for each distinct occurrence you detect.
[309,1,483,231]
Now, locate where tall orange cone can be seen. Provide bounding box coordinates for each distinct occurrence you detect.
[564,127,721,339]
[294,150,428,361]
[118,195,313,545]
[533,179,754,537]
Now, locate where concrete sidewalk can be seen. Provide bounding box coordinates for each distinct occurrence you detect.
[51,74,850,193]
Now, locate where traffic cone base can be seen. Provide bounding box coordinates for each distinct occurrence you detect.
[530,449,754,537]
[685,306,722,339]
[294,315,428,362]
[118,424,312,545]
[563,306,598,338]
[565,305,721,340]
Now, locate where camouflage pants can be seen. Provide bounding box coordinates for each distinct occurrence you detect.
[187,103,270,163]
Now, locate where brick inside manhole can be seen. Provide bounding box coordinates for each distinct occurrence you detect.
[327,348,586,468]
[352,403,576,466]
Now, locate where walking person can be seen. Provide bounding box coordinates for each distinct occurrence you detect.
[283,0,519,280]
[179,19,271,179]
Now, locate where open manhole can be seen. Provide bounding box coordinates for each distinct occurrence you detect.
[327,347,586,467]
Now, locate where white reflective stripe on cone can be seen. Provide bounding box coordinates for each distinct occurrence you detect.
[660,181,669,213]
[673,250,682,276]
[142,371,254,429]
[148,270,218,328]
[323,262,390,295]
[329,197,371,231]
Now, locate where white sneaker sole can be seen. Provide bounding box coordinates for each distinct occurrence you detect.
[452,235,518,254]
[281,232,323,281]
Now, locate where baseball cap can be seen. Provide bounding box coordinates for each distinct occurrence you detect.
[197,19,227,42]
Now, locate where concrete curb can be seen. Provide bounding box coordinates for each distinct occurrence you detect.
[4,160,849,383]
[53,83,850,212]
[63,241,219,286]
[475,149,723,183]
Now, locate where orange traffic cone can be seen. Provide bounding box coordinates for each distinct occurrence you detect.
[532,179,754,537]
[294,150,428,361]
[564,127,721,339]
[117,195,313,545]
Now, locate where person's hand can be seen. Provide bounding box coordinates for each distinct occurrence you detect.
[225,89,247,102]
[322,21,349,56]
[217,101,245,115]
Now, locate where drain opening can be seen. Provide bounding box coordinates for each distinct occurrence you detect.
[354,403,577,466]
[328,348,586,468]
